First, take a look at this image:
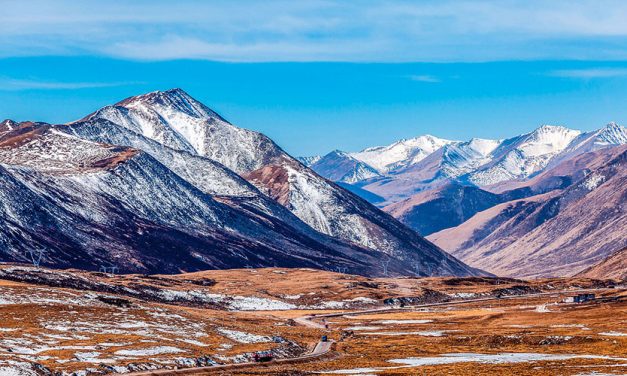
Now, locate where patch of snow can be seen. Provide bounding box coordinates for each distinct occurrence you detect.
[447,292,477,299]
[361,330,453,337]
[115,347,185,356]
[599,331,627,337]
[374,320,433,325]
[217,329,271,344]
[178,338,210,347]
[581,174,606,190]
[346,326,383,331]
[322,353,627,374]
[389,352,627,366]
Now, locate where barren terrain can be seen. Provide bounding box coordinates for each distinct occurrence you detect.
[0,264,624,375]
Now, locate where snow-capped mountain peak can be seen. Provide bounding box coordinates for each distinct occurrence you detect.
[1,119,18,130]
[596,122,627,145]
[351,134,454,172]
[466,137,502,156]
[311,150,381,183]
[297,155,322,167]
[438,137,502,179]
[117,88,226,122]
[465,125,582,186]
[79,88,282,174]
[519,125,581,156]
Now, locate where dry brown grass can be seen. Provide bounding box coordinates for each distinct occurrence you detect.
[0,266,624,375]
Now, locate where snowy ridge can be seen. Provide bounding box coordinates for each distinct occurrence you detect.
[466,125,582,185]
[439,138,503,178]
[553,122,627,164]
[351,135,453,173]
[66,118,258,198]
[340,162,381,183]
[297,155,321,167]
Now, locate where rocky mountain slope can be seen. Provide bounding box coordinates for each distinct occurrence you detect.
[575,247,627,281]
[73,89,479,277]
[428,146,627,277]
[384,183,503,236]
[0,121,447,276]
[310,150,381,183]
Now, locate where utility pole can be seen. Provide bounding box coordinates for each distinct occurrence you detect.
[99,265,118,275]
[26,248,45,268]
[381,259,390,277]
[412,262,421,277]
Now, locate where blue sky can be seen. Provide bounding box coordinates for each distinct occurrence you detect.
[2,1,627,155]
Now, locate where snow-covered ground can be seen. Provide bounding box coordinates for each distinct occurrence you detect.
[323,353,627,374]
[216,329,271,344]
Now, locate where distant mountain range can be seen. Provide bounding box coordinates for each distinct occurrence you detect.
[0,89,481,278]
[303,122,627,277]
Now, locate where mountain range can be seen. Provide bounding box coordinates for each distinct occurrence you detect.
[303,122,627,277]
[0,89,481,277]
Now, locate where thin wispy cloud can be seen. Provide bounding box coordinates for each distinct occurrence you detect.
[0,77,142,91]
[548,68,627,79]
[3,1,627,62]
[408,75,441,83]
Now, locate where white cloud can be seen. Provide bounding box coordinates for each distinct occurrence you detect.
[0,77,141,91]
[2,1,627,62]
[548,68,627,79]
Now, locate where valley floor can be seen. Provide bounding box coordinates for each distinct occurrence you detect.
[0,265,624,376]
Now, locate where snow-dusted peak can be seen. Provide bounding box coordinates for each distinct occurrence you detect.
[518,125,581,157]
[1,119,17,129]
[310,149,381,183]
[554,122,627,161]
[328,149,350,157]
[78,89,284,173]
[596,122,627,145]
[351,134,453,172]
[297,155,321,167]
[117,88,226,122]
[465,125,581,186]
[466,138,502,156]
[439,138,502,178]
